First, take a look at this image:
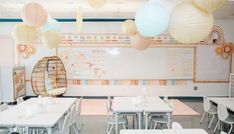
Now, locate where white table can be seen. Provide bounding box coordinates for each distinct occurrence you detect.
[120,129,208,134]
[209,97,234,112]
[0,97,76,134]
[112,96,173,134]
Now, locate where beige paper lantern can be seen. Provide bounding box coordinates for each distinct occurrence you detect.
[131,33,151,50]
[76,7,83,32]
[42,30,61,49]
[122,20,137,35]
[88,0,108,8]
[21,2,48,27]
[12,23,37,44]
[168,1,214,44]
[192,0,227,11]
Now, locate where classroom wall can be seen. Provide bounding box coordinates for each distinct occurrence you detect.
[0,19,234,97]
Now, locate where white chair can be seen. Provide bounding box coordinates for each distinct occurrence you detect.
[0,103,8,112]
[16,97,24,105]
[214,104,234,134]
[150,100,174,129]
[53,112,71,134]
[106,97,127,134]
[70,98,84,134]
[220,131,227,134]
[200,96,217,129]
[0,127,10,134]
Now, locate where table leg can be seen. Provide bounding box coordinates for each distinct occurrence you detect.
[47,128,52,134]
[145,112,149,129]
[115,113,118,134]
[168,113,172,128]
[138,113,142,129]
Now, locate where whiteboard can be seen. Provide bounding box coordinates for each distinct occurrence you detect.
[195,45,231,82]
[58,47,194,79]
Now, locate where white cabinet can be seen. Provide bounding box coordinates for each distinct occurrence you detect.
[0,66,25,103]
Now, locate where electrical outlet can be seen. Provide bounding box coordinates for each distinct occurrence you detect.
[194,86,198,90]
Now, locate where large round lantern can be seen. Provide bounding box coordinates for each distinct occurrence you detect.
[168,1,214,44]
[88,0,108,8]
[122,20,137,35]
[131,33,151,51]
[135,2,170,37]
[41,18,60,33]
[21,2,48,27]
[42,30,61,49]
[12,23,37,44]
[192,0,227,11]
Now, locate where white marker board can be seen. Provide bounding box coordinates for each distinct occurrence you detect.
[58,47,194,79]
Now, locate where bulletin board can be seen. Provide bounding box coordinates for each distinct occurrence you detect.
[57,47,195,80]
[195,45,232,83]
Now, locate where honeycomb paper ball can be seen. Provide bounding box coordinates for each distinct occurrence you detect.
[12,23,37,44]
[42,30,61,49]
[168,1,214,44]
[131,33,151,51]
[41,18,60,33]
[135,2,170,37]
[193,0,227,11]
[122,20,137,35]
[88,0,108,8]
[21,2,48,27]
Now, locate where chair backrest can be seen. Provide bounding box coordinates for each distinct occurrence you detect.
[0,103,8,112]
[70,104,76,123]
[62,112,70,133]
[203,96,211,112]
[220,131,227,134]
[172,122,183,134]
[76,97,83,115]
[16,97,24,105]
[218,104,229,121]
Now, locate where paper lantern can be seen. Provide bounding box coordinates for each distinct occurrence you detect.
[131,33,151,50]
[149,0,182,14]
[168,1,214,43]
[88,0,107,8]
[41,18,60,33]
[76,7,83,32]
[192,0,227,11]
[135,2,170,37]
[12,23,37,44]
[21,2,48,27]
[42,30,61,49]
[122,20,137,35]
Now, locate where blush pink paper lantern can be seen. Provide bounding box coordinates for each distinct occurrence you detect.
[131,33,151,51]
[42,30,61,49]
[193,0,227,11]
[88,0,108,8]
[21,2,48,27]
[12,23,37,44]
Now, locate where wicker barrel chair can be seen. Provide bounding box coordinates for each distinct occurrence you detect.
[31,56,67,96]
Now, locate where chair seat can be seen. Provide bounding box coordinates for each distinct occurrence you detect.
[224,116,234,124]
[107,116,127,125]
[208,108,217,114]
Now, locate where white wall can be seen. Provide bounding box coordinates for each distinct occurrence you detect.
[0,20,234,97]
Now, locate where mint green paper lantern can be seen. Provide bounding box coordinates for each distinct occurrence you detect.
[41,18,60,33]
[135,2,170,37]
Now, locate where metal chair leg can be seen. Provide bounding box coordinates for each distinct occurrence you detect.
[200,112,206,124]
[208,114,215,128]
[228,123,233,134]
[214,120,219,133]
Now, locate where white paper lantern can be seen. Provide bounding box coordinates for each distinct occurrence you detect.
[168,1,214,43]
[122,20,137,35]
[135,2,170,37]
[42,30,61,49]
[149,0,182,14]
[131,33,151,51]
[88,0,108,8]
[192,0,227,11]
[21,2,48,27]
[12,23,37,44]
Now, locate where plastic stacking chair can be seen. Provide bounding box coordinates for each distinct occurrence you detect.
[214,104,234,134]
[200,96,217,129]
[70,98,84,134]
[53,112,71,134]
[0,103,8,112]
[150,100,174,129]
[106,97,127,134]
[16,97,24,105]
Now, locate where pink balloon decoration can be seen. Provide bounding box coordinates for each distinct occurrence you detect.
[21,2,48,27]
[131,33,151,50]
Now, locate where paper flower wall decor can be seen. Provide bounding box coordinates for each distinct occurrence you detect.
[192,0,227,12]
[168,1,214,43]
[131,33,151,51]
[12,23,38,45]
[122,20,137,36]
[42,30,61,49]
[21,2,48,27]
[215,45,224,55]
[215,43,233,59]
[41,18,60,33]
[88,0,108,8]
[135,2,170,37]
[17,45,36,59]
